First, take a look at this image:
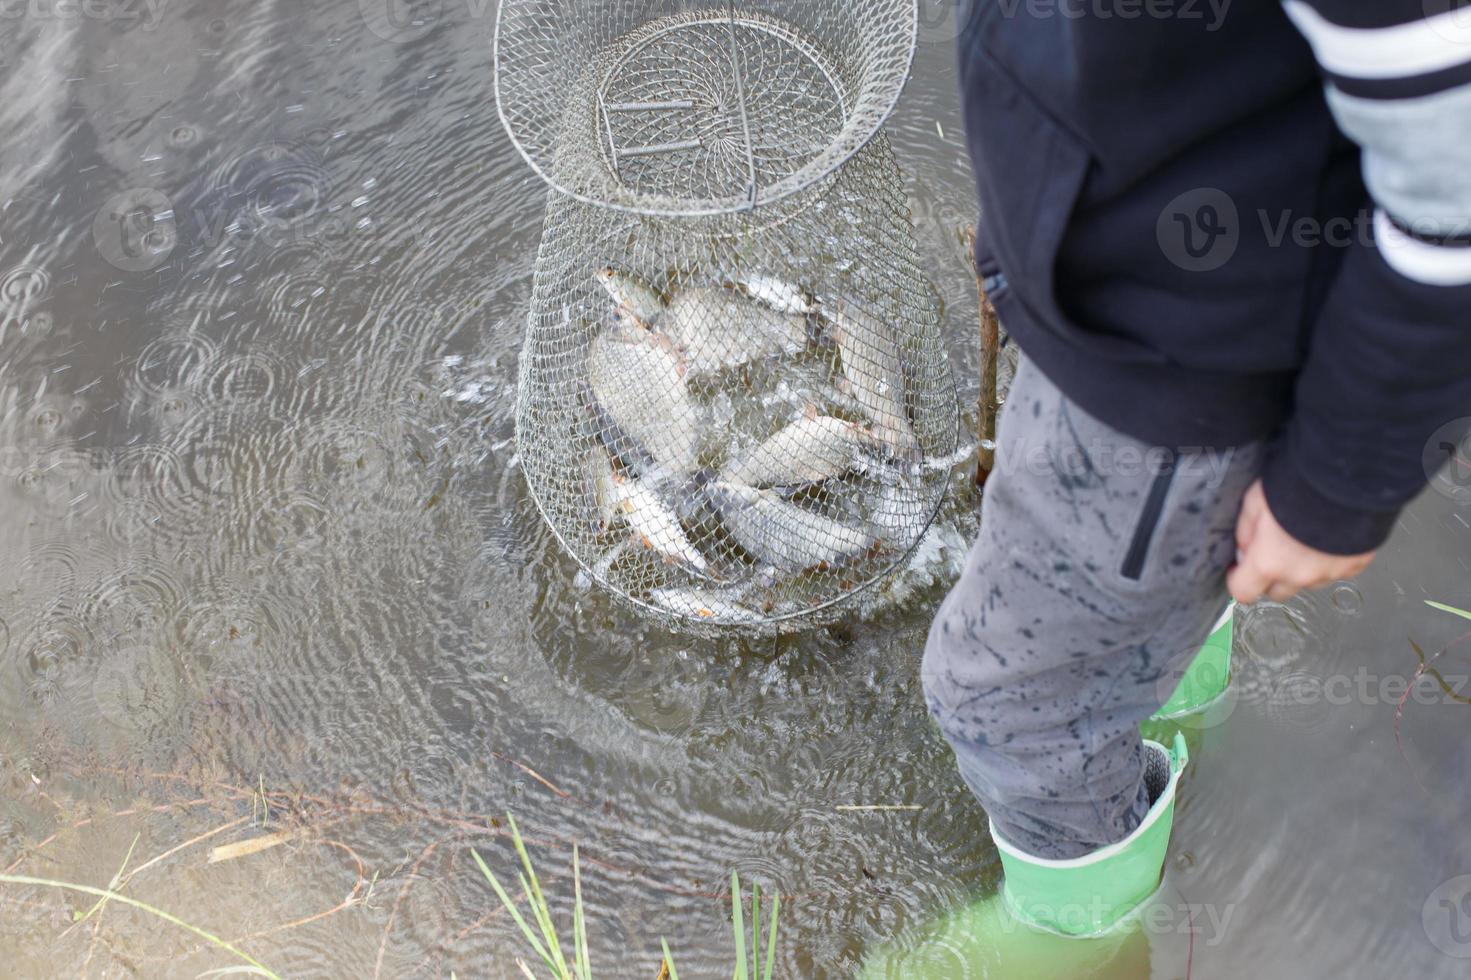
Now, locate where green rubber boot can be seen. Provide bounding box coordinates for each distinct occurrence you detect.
[861,735,1189,978]
[995,734,1188,937]
[858,893,1152,979]
[1152,603,1235,721]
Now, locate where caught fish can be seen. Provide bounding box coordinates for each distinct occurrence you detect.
[713,481,874,572]
[737,275,816,315]
[869,477,930,541]
[824,302,918,453]
[664,286,810,376]
[585,448,623,533]
[650,586,763,622]
[588,323,703,473]
[579,441,706,565]
[616,473,708,573]
[595,267,665,324]
[720,412,875,489]
[581,448,706,571]
[576,537,633,590]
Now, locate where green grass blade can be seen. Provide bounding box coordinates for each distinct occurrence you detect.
[471,848,555,973]
[507,814,569,977]
[471,819,783,980]
[0,874,280,979]
[762,893,779,980]
[750,883,760,979]
[517,869,567,978]
[573,845,591,980]
[74,831,141,925]
[731,871,747,980]
[1427,600,1471,623]
[516,867,551,945]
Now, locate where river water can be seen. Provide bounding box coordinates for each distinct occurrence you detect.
[0,3,1469,978]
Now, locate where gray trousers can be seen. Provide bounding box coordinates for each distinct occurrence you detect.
[923,360,1264,859]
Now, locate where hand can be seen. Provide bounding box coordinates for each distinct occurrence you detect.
[1226,480,1376,605]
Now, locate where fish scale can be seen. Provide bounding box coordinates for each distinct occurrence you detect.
[662,286,810,377]
[721,414,875,489]
[713,482,875,574]
[587,323,703,474]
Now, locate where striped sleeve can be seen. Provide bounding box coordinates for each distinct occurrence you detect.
[1283,0,1471,282]
[1256,1,1471,554]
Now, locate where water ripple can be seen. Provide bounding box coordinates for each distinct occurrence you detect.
[131,330,220,398]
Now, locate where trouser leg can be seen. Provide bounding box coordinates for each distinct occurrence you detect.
[922,360,1263,859]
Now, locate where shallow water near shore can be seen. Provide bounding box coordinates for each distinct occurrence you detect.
[1,3,1470,978]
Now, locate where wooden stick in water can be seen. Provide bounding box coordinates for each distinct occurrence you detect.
[966,226,1000,487]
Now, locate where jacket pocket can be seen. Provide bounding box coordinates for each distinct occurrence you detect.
[961,49,1086,308]
[960,23,1166,364]
[1120,452,1179,581]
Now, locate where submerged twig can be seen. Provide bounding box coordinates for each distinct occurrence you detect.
[964,226,1000,486]
[1394,605,1471,795]
[208,829,297,865]
[373,839,442,980]
[224,838,370,946]
[126,815,252,883]
[3,797,217,875]
[490,752,572,799]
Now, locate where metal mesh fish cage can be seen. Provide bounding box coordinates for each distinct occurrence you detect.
[494,0,919,216]
[499,0,958,633]
[516,135,958,633]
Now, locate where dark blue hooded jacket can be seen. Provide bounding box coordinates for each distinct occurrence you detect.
[960,0,1471,553]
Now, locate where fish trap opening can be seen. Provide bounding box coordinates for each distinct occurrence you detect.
[494,0,919,216]
[595,12,846,208]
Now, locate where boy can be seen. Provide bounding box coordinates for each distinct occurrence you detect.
[923,0,1471,954]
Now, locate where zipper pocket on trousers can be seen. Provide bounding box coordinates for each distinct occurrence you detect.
[1120,451,1179,581]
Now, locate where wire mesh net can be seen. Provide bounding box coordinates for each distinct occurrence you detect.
[494,0,918,216]
[517,134,958,634]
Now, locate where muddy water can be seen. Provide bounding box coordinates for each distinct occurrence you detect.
[0,3,1468,978]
